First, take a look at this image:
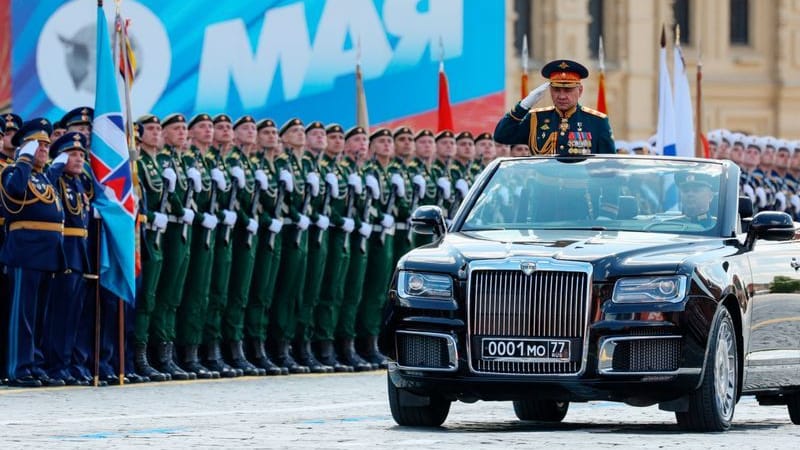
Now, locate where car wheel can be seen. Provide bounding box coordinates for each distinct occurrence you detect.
[676,307,737,432]
[513,399,569,422]
[787,394,800,425]
[387,373,451,427]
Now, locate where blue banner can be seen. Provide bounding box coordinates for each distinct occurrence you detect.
[12,0,504,127]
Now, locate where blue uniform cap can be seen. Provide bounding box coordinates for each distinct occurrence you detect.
[61,107,94,128]
[12,118,53,147]
[51,131,88,157]
[3,113,23,132]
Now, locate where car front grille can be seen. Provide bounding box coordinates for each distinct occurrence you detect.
[611,338,681,372]
[395,331,457,372]
[468,265,591,375]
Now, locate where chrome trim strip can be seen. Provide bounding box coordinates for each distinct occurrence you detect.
[395,330,459,373]
[597,335,692,376]
[466,259,593,377]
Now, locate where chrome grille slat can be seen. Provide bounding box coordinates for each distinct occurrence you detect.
[467,262,591,376]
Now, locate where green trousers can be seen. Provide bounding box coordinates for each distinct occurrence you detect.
[176,224,216,346]
[335,232,368,340]
[357,233,394,338]
[222,225,258,342]
[202,227,234,344]
[151,222,192,343]
[135,232,162,345]
[269,227,308,342]
[393,229,412,268]
[313,229,350,342]
[245,230,282,341]
[296,227,328,341]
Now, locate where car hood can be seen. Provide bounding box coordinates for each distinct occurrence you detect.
[399,229,729,279]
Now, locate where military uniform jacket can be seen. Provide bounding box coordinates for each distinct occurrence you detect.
[205,147,235,242]
[225,147,258,227]
[363,158,409,226]
[0,155,66,271]
[250,150,280,227]
[430,158,454,211]
[274,148,310,224]
[137,151,166,225]
[55,171,91,273]
[183,145,214,220]
[319,153,349,228]
[494,103,615,155]
[301,150,325,223]
[388,157,412,222]
[155,145,191,219]
[340,156,370,228]
[408,157,437,207]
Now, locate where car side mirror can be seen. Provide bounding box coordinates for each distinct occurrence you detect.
[738,196,754,233]
[745,211,796,248]
[411,205,447,237]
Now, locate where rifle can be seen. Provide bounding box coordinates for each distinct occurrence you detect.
[358,183,375,254]
[294,180,313,247]
[317,177,333,245]
[204,183,217,249]
[223,183,239,245]
[268,181,285,250]
[181,183,195,243]
[379,183,397,246]
[246,182,262,248]
[342,184,355,252]
[154,179,170,250]
[406,180,421,243]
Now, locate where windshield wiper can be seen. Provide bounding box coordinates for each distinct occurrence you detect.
[539,226,608,231]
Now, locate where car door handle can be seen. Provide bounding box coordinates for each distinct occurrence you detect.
[792,258,800,271]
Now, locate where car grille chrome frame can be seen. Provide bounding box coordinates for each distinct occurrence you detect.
[395,331,458,372]
[598,335,688,375]
[466,259,593,376]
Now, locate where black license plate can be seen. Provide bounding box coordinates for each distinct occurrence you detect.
[481,338,571,362]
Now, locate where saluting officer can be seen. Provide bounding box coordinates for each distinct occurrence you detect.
[494,59,615,155]
[0,117,14,383]
[0,119,66,387]
[1,113,22,158]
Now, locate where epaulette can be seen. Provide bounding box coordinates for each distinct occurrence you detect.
[319,158,329,168]
[230,152,240,160]
[249,155,259,164]
[580,105,607,118]
[276,152,289,161]
[186,150,195,158]
[159,148,171,155]
[530,106,555,113]
[340,158,350,167]
[204,152,215,160]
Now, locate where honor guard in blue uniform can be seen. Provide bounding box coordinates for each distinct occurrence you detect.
[0,117,14,384]
[40,132,92,385]
[0,119,67,387]
[494,59,615,155]
[2,113,23,158]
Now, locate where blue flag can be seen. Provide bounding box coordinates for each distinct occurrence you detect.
[90,4,136,304]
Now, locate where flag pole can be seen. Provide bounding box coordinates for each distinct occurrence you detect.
[92,0,104,390]
[596,35,607,114]
[695,37,704,158]
[520,34,528,99]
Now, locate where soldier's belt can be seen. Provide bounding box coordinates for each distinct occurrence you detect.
[0,217,4,225]
[63,227,89,238]
[395,223,409,231]
[8,220,64,233]
[371,224,396,235]
[167,214,181,223]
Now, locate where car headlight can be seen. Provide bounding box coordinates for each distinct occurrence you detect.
[397,271,453,300]
[612,276,687,303]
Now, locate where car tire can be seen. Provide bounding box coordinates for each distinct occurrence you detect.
[387,373,451,427]
[513,399,569,422]
[676,307,737,432]
[787,394,800,425]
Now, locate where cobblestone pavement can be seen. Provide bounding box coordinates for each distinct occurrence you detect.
[1,372,798,449]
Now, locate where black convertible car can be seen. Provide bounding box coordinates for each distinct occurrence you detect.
[380,155,800,431]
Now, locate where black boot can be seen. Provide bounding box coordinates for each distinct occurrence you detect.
[247,339,284,376]
[152,342,191,380]
[203,341,238,378]
[337,338,373,372]
[135,343,168,382]
[126,372,149,383]
[294,340,333,373]
[271,339,310,374]
[315,340,353,373]
[226,341,265,376]
[180,344,219,379]
[359,336,390,369]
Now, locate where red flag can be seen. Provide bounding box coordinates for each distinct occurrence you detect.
[520,34,529,99]
[437,62,454,132]
[596,71,607,114]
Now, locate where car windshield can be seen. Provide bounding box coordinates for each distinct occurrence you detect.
[461,156,725,236]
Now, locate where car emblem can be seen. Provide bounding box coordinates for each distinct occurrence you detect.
[520,262,537,276]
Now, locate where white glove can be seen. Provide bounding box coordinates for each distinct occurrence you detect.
[742,184,755,203]
[455,178,469,198]
[520,81,550,109]
[93,207,101,219]
[436,177,451,199]
[296,214,311,230]
[187,167,202,193]
[381,213,395,229]
[19,141,38,158]
[315,214,330,230]
[162,167,177,193]
[279,169,294,192]
[268,218,283,233]
[347,173,363,195]
[230,166,245,188]
[391,173,406,198]
[412,174,426,199]
[52,153,69,166]
[365,175,380,199]
[755,186,767,208]
[776,191,787,211]
[341,217,355,233]
[181,208,195,225]
[210,168,227,190]
[791,194,800,214]
[254,169,269,190]
[306,172,320,196]
[201,212,218,230]
[358,221,372,238]
[325,172,340,197]
[152,212,168,230]
[246,218,259,234]
[222,209,237,226]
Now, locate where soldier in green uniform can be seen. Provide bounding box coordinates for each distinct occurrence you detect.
[494,59,615,154]
[472,132,495,177]
[334,126,373,371]
[432,130,455,221]
[449,131,476,218]
[391,127,415,267]
[408,129,439,247]
[132,115,169,382]
[293,121,332,373]
[174,113,221,379]
[243,118,286,376]
[151,113,199,380]
[221,115,266,376]
[310,124,355,372]
[357,128,408,369]
[269,118,315,374]
[201,114,240,378]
